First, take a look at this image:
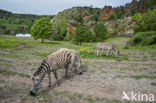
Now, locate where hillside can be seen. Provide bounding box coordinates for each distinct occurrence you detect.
[51,0,156,38]
[0,9,54,35]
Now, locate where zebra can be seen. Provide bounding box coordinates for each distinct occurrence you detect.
[96,42,120,57]
[30,48,83,96]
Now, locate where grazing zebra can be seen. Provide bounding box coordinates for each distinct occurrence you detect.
[30,48,82,96]
[96,42,120,57]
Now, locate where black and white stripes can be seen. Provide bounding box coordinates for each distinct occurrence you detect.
[96,42,120,57]
[30,48,82,95]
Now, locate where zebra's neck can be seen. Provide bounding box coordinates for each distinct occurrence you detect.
[33,67,46,81]
[114,46,119,52]
[34,59,50,81]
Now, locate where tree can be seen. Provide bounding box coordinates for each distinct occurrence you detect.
[52,19,68,40]
[94,22,108,41]
[73,25,92,45]
[108,13,116,21]
[132,13,142,24]
[30,17,52,43]
[134,9,156,33]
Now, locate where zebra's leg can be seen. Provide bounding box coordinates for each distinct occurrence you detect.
[97,50,99,56]
[48,72,52,87]
[97,49,100,56]
[65,66,70,79]
[53,71,59,86]
[107,49,110,57]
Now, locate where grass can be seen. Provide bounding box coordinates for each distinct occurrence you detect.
[90,70,96,73]
[151,82,156,86]
[0,53,30,60]
[120,67,147,71]
[1,34,155,61]
[131,75,156,80]
[0,39,28,48]
[86,97,95,103]
[0,69,30,77]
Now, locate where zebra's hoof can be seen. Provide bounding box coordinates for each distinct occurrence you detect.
[56,81,60,86]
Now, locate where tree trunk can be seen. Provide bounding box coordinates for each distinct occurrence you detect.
[42,38,44,43]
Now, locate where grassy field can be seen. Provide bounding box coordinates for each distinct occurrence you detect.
[0,34,156,103]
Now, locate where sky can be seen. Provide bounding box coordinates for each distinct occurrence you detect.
[0,0,132,15]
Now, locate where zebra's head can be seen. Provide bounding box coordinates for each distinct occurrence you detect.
[115,50,120,57]
[30,75,42,96]
[76,63,83,75]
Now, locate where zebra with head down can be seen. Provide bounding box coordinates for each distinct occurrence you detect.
[96,42,120,57]
[30,48,83,96]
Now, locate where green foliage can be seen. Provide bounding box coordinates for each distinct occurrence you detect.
[147,0,155,9]
[64,30,72,41]
[134,25,146,33]
[112,28,118,35]
[73,25,93,45]
[116,12,124,19]
[132,13,142,24]
[52,19,68,40]
[131,31,156,45]
[92,14,98,21]
[73,14,84,25]
[108,13,116,21]
[143,9,156,31]
[0,9,53,35]
[31,17,52,43]
[134,10,156,33]
[94,22,108,41]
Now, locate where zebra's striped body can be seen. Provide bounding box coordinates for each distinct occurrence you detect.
[30,48,82,95]
[96,42,120,57]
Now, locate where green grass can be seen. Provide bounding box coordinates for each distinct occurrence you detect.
[0,53,30,60]
[120,67,147,71]
[33,52,51,57]
[0,69,30,77]
[86,97,95,103]
[131,75,156,80]
[0,34,155,61]
[104,37,130,43]
[0,40,29,48]
[151,82,156,86]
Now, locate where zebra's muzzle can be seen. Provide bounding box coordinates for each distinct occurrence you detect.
[30,91,36,96]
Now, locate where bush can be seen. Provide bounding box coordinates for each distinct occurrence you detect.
[130,31,156,45]
[64,30,72,42]
[108,13,116,21]
[132,13,142,24]
[73,25,93,45]
[134,25,146,33]
[94,22,108,41]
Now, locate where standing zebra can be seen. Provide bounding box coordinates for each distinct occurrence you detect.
[30,48,82,95]
[96,42,120,57]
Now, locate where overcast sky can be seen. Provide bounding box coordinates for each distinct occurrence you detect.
[0,0,132,15]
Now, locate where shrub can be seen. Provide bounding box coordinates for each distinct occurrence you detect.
[132,13,142,24]
[130,31,156,45]
[108,13,116,21]
[73,25,93,45]
[64,30,72,42]
[94,22,108,41]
